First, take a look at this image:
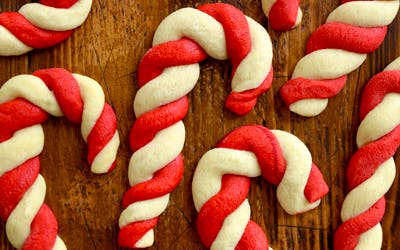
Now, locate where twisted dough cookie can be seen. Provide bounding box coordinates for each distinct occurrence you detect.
[262,0,302,31]
[0,0,92,56]
[334,57,400,250]
[280,0,399,117]
[118,3,273,248]
[0,68,120,249]
[192,125,329,249]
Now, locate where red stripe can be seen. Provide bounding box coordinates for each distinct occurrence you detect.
[0,13,72,49]
[33,68,83,124]
[130,97,188,152]
[280,76,347,105]
[39,0,79,8]
[22,205,58,250]
[138,39,207,86]
[122,154,184,207]
[197,175,251,248]
[269,0,300,31]
[0,157,40,220]
[306,23,387,54]
[118,218,159,248]
[226,67,273,115]
[359,71,400,120]
[347,126,400,190]
[0,99,48,142]
[334,198,385,250]
[235,221,268,250]
[86,104,118,171]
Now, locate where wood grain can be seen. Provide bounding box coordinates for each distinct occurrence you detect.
[1,0,399,249]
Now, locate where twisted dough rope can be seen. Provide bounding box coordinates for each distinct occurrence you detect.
[0,0,92,56]
[118,3,273,248]
[0,68,120,249]
[261,0,302,31]
[280,0,399,117]
[192,125,329,249]
[334,57,400,250]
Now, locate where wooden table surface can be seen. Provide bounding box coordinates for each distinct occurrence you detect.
[1,0,399,249]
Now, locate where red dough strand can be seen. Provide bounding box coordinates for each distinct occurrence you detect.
[268,0,301,31]
[0,13,73,49]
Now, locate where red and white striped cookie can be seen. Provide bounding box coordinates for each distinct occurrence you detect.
[262,0,302,31]
[0,68,120,249]
[192,125,329,249]
[118,3,273,248]
[334,57,400,250]
[280,0,399,117]
[0,0,92,56]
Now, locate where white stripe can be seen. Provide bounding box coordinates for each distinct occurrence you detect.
[134,230,154,248]
[292,49,366,80]
[231,17,272,92]
[52,236,67,250]
[356,93,400,147]
[192,148,260,211]
[288,49,366,117]
[0,26,32,56]
[211,200,250,250]
[73,74,105,141]
[0,75,63,117]
[18,0,92,31]
[341,158,395,221]
[6,175,46,249]
[272,130,321,214]
[90,131,120,174]
[294,9,303,28]
[384,57,400,71]
[134,64,200,117]
[0,125,44,176]
[153,8,228,60]
[128,122,185,186]
[119,194,170,227]
[326,1,399,27]
[261,0,277,17]
[289,99,328,117]
[355,224,382,250]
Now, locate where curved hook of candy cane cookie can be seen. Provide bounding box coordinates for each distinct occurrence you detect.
[192,125,329,249]
[334,57,400,250]
[118,3,274,248]
[0,0,92,56]
[0,68,119,249]
[280,0,399,117]
[261,0,302,31]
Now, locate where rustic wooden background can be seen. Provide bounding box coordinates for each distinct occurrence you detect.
[1,0,399,249]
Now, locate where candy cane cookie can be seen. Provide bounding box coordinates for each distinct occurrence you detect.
[192,125,329,249]
[0,0,92,56]
[118,3,273,248]
[280,0,399,117]
[334,57,400,250]
[261,0,302,31]
[0,68,120,249]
